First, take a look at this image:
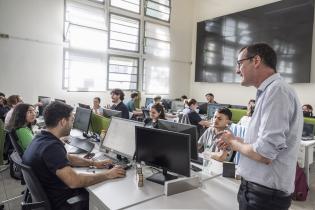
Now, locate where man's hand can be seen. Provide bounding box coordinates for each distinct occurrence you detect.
[93,159,113,169]
[216,130,236,151]
[105,166,126,179]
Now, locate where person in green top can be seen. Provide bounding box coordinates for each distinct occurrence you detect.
[8,103,36,151]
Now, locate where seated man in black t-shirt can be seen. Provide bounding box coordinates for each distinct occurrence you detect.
[22,102,126,210]
[110,88,129,119]
[187,99,210,135]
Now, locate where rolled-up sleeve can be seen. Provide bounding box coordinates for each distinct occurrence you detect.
[252,86,292,160]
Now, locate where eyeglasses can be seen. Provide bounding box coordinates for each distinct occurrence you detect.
[236,56,255,68]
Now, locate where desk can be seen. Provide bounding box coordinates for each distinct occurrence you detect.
[299,140,315,186]
[125,176,240,210]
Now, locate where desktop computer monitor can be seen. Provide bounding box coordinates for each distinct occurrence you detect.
[101,117,144,159]
[38,96,51,116]
[73,107,92,133]
[136,126,191,185]
[145,97,154,108]
[197,102,207,115]
[161,99,172,110]
[103,108,122,118]
[55,99,66,103]
[170,100,184,112]
[302,123,314,139]
[207,104,226,119]
[78,103,91,109]
[157,119,198,161]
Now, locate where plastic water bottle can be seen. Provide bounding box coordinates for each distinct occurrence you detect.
[202,147,212,174]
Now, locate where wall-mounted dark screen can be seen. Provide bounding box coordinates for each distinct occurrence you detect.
[195,0,314,83]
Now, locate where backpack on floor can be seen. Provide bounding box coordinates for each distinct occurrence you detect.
[292,163,309,201]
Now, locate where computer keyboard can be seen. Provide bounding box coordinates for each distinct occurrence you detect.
[94,154,132,170]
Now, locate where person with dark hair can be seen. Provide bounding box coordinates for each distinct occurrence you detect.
[8,103,36,151]
[0,96,10,122]
[198,107,233,162]
[205,93,217,104]
[302,104,313,117]
[92,97,104,116]
[146,95,162,109]
[217,43,303,210]
[4,95,23,130]
[187,99,210,133]
[23,101,126,210]
[180,95,188,101]
[144,103,166,128]
[126,92,142,118]
[110,89,129,119]
[238,99,255,127]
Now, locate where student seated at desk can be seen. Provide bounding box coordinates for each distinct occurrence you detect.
[92,97,104,116]
[110,89,129,119]
[4,95,23,130]
[302,104,313,117]
[23,102,126,210]
[144,103,165,128]
[187,99,210,131]
[182,99,190,115]
[198,107,233,162]
[126,92,142,117]
[8,103,36,151]
[146,95,162,110]
[0,95,10,122]
[237,99,255,128]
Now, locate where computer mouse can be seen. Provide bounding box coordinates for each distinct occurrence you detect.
[104,163,114,169]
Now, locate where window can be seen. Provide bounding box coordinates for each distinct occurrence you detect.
[64,50,107,91]
[109,14,140,52]
[145,0,171,22]
[63,0,171,93]
[144,21,170,58]
[110,0,140,13]
[143,59,169,94]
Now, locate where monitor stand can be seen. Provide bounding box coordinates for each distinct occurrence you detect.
[147,168,178,185]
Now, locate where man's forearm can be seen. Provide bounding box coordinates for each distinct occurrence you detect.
[232,139,272,165]
[67,154,93,167]
[74,172,109,188]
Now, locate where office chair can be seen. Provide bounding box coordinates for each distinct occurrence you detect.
[142,109,150,120]
[10,151,88,210]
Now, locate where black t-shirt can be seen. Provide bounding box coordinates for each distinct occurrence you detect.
[111,102,129,119]
[188,111,202,126]
[0,105,10,122]
[22,130,84,209]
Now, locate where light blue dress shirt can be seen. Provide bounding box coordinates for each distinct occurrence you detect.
[238,73,303,193]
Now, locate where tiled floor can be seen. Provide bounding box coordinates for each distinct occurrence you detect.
[0,162,314,210]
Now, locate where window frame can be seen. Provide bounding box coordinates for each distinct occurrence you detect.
[144,0,171,23]
[109,0,141,14]
[107,54,139,91]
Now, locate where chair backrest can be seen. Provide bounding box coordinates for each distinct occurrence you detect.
[179,114,191,124]
[8,129,24,157]
[10,151,51,210]
[142,109,150,120]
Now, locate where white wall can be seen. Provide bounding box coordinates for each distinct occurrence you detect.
[190,0,315,107]
[0,0,193,106]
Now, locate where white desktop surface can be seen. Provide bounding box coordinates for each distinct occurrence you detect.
[86,167,164,210]
[125,176,240,210]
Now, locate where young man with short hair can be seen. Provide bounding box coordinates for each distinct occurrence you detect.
[23,102,126,210]
[110,89,129,119]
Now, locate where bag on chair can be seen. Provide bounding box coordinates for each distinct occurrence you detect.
[292,164,309,201]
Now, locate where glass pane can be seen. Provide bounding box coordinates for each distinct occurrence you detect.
[145,38,170,57]
[109,73,137,82]
[150,0,169,6]
[66,51,106,91]
[147,1,170,14]
[109,14,139,51]
[110,0,140,13]
[108,81,137,90]
[66,0,106,30]
[146,8,169,21]
[66,24,107,52]
[145,22,170,42]
[144,59,169,94]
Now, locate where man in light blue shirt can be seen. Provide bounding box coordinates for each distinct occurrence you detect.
[218,43,303,210]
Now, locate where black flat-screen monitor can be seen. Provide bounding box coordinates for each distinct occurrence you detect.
[38,96,51,116]
[136,126,191,185]
[78,103,91,109]
[73,107,92,133]
[145,98,154,108]
[55,99,66,103]
[302,123,314,137]
[158,119,198,161]
[195,0,314,83]
[103,108,122,118]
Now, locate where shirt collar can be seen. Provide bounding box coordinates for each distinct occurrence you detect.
[257,73,281,93]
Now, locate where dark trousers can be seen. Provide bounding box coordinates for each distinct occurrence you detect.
[238,179,292,210]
